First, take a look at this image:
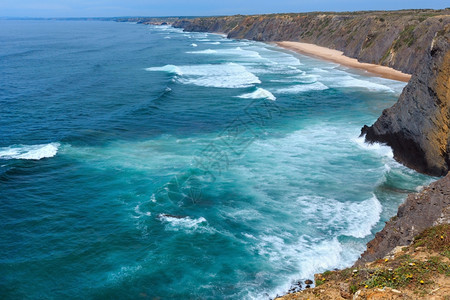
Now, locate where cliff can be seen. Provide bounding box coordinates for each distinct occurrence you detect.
[276,174,450,300]
[362,26,450,176]
[173,10,450,74]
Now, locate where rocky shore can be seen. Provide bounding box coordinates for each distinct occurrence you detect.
[277,173,450,300]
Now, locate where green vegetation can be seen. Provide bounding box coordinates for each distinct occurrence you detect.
[315,225,449,295]
[413,224,450,255]
[393,25,416,50]
[363,257,449,289]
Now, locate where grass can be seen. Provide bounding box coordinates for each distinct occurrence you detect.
[392,24,416,50]
[413,224,450,255]
[314,225,449,295]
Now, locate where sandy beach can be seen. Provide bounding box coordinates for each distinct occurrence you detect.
[276,41,412,82]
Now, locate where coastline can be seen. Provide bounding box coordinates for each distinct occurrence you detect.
[276,41,412,82]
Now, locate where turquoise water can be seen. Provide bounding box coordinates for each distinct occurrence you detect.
[0,21,433,299]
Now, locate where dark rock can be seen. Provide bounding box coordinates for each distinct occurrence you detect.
[305,279,313,285]
[362,27,450,176]
[356,172,450,265]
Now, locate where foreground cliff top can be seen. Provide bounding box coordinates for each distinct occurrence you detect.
[277,224,449,300]
[276,173,450,299]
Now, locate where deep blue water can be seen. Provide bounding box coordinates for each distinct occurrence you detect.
[0,20,432,299]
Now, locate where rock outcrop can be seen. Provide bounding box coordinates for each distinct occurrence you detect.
[362,26,450,176]
[356,172,450,265]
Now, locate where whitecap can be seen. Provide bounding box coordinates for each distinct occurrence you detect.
[354,135,393,158]
[237,87,276,101]
[296,194,382,239]
[187,49,217,54]
[0,143,60,160]
[147,63,261,88]
[190,43,198,47]
[146,64,183,76]
[276,82,328,93]
[133,204,151,219]
[333,76,394,92]
[158,214,211,233]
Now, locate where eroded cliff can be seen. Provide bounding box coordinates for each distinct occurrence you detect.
[174,10,450,74]
[362,26,450,176]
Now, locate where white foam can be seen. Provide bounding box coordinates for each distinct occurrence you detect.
[158,214,211,233]
[270,74,317,84]
[251,235,347,299]
[188,46,264,61]
[0,143,60,160]
[151,25,183,33]
[237,87,276,101]
[107,265,142,283]
[296,194,382,238]
[147,63,260,88]
[354,135,393,158]
[276,82,328,93]
[333,76,394,92]
[133,204,152,219]
[190,43,198,47]
[312,67,330,73]
[146,64,182,75]
[187,49,217,54]
[206,42,221,45]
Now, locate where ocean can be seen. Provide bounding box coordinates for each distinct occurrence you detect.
[0,20,433,299]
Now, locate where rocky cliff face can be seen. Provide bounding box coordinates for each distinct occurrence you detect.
[174,10,450,74]
[362,26,450,176]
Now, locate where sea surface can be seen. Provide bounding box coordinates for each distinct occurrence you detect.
[0,20,433,299]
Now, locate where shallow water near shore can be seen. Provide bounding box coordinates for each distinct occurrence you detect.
[0,21,433,299]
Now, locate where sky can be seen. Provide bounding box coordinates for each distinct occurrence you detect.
[0,0,447,18]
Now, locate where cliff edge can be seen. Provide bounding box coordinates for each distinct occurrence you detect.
[277,173,450,300]
[174,10,450,74]
[362,26,450,176]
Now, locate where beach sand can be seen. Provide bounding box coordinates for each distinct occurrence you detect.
[276,41,411,82]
